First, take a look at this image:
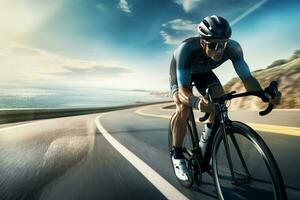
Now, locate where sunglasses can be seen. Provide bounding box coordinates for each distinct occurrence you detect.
[203,40,228,51]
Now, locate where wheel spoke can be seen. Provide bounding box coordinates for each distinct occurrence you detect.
[212,122,286,200]
[229,132,251,177]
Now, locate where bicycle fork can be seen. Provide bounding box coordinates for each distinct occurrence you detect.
[218,104,251,185]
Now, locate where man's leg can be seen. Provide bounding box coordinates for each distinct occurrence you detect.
[192,72,224,158]
[168,57,192,181]
[171,92,190,148]
[199,83,225,159]
[169,92,193,181]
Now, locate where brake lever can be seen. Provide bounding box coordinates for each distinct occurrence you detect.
[260,81,279,115]
[259,103,273,116]
[199,112,210,122]
[265,81,278,99]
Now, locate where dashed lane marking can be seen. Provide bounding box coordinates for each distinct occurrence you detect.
[135,105,300,137]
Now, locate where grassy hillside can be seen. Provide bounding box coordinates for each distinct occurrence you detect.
[224,50,300,109]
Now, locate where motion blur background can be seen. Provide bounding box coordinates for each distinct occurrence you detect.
[0,0,299,109]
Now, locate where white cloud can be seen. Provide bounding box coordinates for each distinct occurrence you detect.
[118,0,132,14]
[160,31,188,45]
[160,19,197,45]
[162,19,197,31]
[0,41,170,91]
[0,42,134,88]
[174,0,203,13]
[56,65,132,78]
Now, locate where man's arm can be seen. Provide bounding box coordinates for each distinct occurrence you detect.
[233,59,263,92]
[228,40,263,92]
[178,87,192,104]
[175,41,213,110]
[229,40,281,105]
[235,62,281,105]
[243,75,262,92]
[177,86,214,112]
[175,41,200,108]
[232,46,281,105]
[176,68,201,109]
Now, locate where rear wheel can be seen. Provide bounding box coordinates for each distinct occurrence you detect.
[212,121,287,200]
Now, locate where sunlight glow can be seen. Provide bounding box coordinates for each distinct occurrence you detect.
[0,0,64,41]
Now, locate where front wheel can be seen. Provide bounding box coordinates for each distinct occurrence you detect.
[212,121,287,200]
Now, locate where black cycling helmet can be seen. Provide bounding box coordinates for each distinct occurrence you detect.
[197,15,232,40]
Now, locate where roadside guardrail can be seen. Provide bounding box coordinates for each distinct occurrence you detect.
[0,101,172,124]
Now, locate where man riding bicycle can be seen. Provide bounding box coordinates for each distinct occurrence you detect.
[169,15,281,181]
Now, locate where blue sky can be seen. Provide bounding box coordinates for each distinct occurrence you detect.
[0,0,299,91]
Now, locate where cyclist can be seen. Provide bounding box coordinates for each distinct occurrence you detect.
[169,15,281,181]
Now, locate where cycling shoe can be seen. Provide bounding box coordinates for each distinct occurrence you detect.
[172,156,191,181]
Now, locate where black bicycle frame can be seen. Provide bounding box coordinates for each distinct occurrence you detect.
[186,81,278,181]
[188,107,200,148]
[187,97,252,182]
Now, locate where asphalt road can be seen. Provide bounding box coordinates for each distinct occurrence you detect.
[0,103,299,200]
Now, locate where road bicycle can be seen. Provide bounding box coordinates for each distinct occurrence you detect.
[168,81,287,200]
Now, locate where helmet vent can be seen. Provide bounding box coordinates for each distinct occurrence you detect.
[198,15,231,39]
[203,20,210,29]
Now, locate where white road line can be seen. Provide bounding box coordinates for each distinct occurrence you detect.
[95,113,189,200]
[136,105,300,136]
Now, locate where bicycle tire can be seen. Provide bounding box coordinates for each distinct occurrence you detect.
[168,113,194,188]
[212,121,287,200]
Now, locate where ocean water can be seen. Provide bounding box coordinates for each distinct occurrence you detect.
[0,88,170,109]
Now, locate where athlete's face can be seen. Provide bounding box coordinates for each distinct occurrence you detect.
[201,39,228,62]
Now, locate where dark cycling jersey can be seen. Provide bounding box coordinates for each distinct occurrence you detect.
[169,37,252,95]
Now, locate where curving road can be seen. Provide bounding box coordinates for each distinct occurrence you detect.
[0,103,299,200]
